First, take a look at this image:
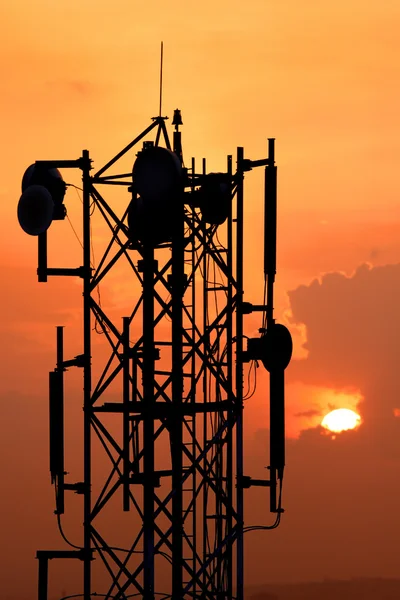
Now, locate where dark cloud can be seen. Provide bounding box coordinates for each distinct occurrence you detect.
[294,408,323,418]
[244,263,400,585]
[288,263,400,422]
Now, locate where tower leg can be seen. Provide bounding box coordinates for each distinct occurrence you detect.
[142,246,155,600]
[236,147,245,600]
[37,555,48,600]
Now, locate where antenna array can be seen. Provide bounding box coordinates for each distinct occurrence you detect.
[18,109,292,600]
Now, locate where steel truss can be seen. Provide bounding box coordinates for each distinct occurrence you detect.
[32,115,284,600]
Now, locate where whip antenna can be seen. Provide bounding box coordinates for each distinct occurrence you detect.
[159,41,164,117]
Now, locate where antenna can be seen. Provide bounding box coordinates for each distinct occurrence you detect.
[159,41,164,117]
[21,106,291,600]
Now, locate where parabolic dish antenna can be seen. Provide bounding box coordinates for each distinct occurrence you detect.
[22,164,66,206]
[198,173,232,225]
[128,146,183,246]
[17,184,54,236]
[132,145,182,203]
[260,323,293,372]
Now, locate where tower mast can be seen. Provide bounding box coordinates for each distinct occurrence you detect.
[18,110,292,600]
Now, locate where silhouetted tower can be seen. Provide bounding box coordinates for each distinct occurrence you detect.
[18,112,292,600]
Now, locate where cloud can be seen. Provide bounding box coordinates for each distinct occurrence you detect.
[294,408,323,418]
[288,263,400,422]
[243,263,400,585]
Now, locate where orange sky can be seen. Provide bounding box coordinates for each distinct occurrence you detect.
[2,1,400,598]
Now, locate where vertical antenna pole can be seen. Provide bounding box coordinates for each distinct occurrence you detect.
[190,156,197,599]
[38,231,48,283]
[159,41,164,117]
[56,326,65,514]
[265,138,277,328]
[143,246,155,600]
[226,153,234,600]
[82,149,92,600]
[269,368,285,512]
[236,147,245,600]
[201,157,208,595]
[171,168,185,600]
[123,316,130,511]
[37,555,48,600]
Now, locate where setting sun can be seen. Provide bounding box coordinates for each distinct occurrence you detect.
[321,408,361,433]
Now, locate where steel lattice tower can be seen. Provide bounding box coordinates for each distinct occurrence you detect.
[18,112,292,600]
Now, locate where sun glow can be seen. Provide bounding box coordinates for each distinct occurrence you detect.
[321,408,361,433]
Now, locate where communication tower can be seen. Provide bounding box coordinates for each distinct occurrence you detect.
[18,110,292,600]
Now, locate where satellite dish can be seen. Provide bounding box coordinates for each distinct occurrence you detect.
[132,146,182,203]
[127,195,173,247]
[128,146,183,246]
[17,184,54,236]
[260,324,293,372]
[198,173,232,225]
[22,164,66,220]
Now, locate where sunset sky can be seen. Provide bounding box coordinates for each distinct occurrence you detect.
[2,1,400,598]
